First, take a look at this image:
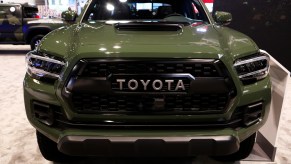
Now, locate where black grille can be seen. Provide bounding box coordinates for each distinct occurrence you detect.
[81,60,220,77]
[72,94,229,114]
[51,102,261,129]
[64,59,236,115]
[52,104,244,129]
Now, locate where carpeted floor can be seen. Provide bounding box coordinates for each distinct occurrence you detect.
[0,45,290,164]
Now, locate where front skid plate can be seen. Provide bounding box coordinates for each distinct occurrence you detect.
[58,135,239,157]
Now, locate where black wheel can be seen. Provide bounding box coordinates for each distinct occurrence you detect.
[212,133,256,162]
[36,131,76,162]
[30,35,44,50]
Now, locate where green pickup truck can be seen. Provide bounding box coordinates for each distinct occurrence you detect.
[24,0,271,162]
[0,3,65,49]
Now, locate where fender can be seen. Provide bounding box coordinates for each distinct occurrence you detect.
[24,26,52,43]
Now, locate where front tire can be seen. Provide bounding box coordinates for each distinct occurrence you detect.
[30,35,44,50]
[213,133,256,162]
[36,131,75,162]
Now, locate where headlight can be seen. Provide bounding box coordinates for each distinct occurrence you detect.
[234,50,270,84]
[26,51,66,80]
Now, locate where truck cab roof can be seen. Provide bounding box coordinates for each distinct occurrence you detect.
[0,2,37,8]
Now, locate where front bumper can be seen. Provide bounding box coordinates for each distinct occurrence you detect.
[58,135,239,156]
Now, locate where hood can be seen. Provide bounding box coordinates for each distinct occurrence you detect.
[39,22,259,61]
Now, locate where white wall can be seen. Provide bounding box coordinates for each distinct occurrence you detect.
[1,0,46,5]
[1,0,36,4]
[77,0,86,14]
[1,0,85,18]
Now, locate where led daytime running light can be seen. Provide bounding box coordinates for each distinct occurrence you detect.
[28,54,66,66]
[26,52,66,79]
[234,50,270,81]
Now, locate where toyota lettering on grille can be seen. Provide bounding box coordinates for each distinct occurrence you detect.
[111,74,195,93]
[116,79,185,91]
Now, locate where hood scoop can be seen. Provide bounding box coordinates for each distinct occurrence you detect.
[114,22,183,31]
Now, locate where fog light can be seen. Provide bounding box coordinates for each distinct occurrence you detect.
[243,102,263,126]
[33,101,54,126]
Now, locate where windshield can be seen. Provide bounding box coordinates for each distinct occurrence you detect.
[23,7,39,18]
[83,0,209,24]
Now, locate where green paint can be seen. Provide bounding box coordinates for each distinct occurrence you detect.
[23,0,272,156]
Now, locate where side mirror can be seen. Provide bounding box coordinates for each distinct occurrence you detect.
[61,11,77,23]
[214,11,232,26]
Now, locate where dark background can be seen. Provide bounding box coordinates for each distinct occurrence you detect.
[213,0,291,72]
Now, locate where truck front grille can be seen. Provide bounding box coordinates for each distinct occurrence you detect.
[81,60,220,77]
[63,59,236,115]
[72,93,229,114]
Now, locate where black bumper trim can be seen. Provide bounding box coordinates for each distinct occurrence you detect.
[58,135,239,157]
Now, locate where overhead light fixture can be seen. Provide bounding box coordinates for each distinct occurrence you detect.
[10,7,16,12]
[113,45,121,49]
[106,3,115,11]
[99,47,107,51]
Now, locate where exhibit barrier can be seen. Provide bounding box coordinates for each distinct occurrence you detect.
[244,56,290,162]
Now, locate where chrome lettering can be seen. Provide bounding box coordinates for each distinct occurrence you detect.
[140,80,150,90]
[152,80,163,90]
[175,80,185,91]
[117,79,125,90]
[115,79,186,91]
[165,80,174,91]
[128,79,138,90]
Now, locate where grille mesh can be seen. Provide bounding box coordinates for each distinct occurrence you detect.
[81,62,219,77]
[72,94,229,114]
[67,59,234,115]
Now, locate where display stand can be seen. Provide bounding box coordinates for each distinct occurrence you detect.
[243,56,290,162]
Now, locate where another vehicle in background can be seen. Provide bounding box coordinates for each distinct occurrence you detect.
[0,3,67,50]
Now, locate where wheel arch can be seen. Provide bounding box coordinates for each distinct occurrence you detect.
[25,26,52,44]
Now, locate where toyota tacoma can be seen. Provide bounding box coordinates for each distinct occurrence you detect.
[24,0,271,162]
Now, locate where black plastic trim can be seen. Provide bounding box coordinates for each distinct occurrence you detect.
[58,135,239,157]
[54,118,242,129]
[114,22,184,31]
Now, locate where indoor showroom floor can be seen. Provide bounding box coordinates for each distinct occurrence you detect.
[0,45,290,164]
